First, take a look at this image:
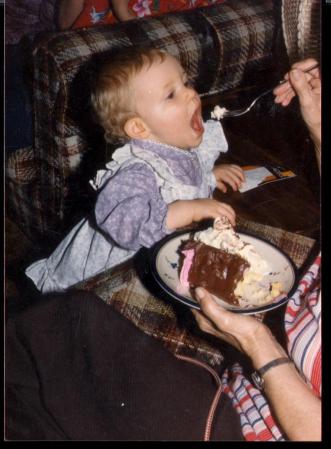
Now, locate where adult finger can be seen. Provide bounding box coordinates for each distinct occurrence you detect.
[288,69,312,107]
[311,78,321,93]
[195,287,234,331]
[274,79,295,94]
[192,308,240,348]
[192,309,221,336]
[292,58,319,76]
[273,79,291,96]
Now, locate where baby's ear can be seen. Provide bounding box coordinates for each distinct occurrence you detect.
[124,117,150,140]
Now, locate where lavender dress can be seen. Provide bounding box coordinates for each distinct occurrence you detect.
[26,120,228,293]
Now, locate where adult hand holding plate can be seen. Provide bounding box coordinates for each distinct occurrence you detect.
[149,224,297,315]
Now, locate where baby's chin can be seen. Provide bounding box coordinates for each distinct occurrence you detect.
[177,140,203,150]
[179,131,205,150]
[190,132,204,149]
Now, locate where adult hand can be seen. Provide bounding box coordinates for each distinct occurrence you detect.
[274,58,321,155]
[192,287,286,369]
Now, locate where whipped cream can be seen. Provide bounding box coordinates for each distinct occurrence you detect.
[211,105,227,120]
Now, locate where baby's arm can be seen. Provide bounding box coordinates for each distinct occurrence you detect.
[166,199,236,230]
[213,164,245,193]
[111,0,136,21]
[95,164,236,249]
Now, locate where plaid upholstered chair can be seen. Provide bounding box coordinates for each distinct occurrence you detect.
[5,0,319,248]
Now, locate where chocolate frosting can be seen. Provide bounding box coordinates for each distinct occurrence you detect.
[181,240,250,305]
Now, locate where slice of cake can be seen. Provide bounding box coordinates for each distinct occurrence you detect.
[179,217,282,307]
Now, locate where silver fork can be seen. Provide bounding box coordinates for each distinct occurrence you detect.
[216,62,319,118]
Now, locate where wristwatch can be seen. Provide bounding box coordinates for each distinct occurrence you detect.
[251,357,292,390]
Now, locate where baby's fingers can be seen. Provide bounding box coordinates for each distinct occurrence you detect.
[216,181,227,193]
[229,165,245,182]
[221,170,244,191]
[216,203,236,225]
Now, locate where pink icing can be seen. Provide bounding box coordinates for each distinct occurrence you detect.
[179,249,195,288]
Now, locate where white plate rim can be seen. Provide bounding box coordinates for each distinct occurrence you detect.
[149,228,298,315]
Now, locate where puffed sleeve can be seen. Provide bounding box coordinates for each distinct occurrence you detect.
[95,163,171,250]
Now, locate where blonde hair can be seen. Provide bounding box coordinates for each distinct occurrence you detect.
[91,47,166,143]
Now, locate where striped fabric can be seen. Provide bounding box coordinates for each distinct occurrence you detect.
[221,255,321,441]
[221,364,284,441]
[285,254,321,397]
[5,0,276,242]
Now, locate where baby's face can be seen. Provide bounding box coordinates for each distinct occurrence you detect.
[131,54,204,149]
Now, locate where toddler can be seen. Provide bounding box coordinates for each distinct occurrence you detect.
[26,47,244,293]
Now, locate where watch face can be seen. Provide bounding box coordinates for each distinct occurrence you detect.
[251,371,264,390]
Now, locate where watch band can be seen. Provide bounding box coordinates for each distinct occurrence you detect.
[251,357,292,390]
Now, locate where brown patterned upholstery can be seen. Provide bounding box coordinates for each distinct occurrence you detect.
[6,0,277,243]
[281,0,321,64]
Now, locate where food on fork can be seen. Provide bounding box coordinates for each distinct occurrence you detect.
[179,217,283,307]
[211,105,227,120]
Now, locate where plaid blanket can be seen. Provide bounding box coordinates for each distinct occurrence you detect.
[78,218,316,369]
[6,0,276,242]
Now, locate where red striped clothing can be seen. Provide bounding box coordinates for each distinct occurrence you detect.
[285,254,321,397]
[221,254,321,441]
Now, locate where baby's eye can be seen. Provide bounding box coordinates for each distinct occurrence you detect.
[166,91,175,100]
[184,79,193,88]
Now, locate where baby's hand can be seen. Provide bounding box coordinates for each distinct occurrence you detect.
[190,199,236,226]
[213,164,245,193]
[166,199,236,230]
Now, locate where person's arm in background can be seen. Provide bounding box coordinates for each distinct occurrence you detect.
[57,0,85,30]
[111,0,136,21]
[192,59,322,440]
[274,58,321,172]
[193,288,321,441]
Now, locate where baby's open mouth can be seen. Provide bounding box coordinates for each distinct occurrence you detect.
[190,107,204,134]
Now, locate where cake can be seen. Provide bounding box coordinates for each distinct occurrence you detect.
[179,217,282,307]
